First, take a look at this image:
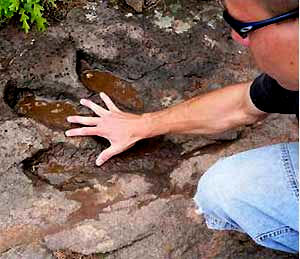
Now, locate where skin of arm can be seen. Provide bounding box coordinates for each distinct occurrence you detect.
[142,81,267,137]
[65,82,268,166]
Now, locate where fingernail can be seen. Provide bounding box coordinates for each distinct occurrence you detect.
[96,159,103,166]
[66,117,71,122]
[80,99,85,105]
[65,131,70,136]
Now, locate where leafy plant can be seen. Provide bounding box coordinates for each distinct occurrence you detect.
[0,0,56,32]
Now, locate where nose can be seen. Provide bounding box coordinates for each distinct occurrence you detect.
[231,30,250,47]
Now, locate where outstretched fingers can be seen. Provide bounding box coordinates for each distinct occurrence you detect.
[65,127,100,137]
[67,116,100,126]
[80,99,109,116]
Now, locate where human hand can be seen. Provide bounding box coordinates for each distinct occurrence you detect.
[65,92,146,166]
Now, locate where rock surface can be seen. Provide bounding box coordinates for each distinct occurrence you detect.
[126,0,144,12]
[0,0,298,258]
[0,243,53,259]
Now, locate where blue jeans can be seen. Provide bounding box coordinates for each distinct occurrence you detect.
[193,142,299,253]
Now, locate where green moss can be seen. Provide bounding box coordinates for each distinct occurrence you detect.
[0,0,56,32]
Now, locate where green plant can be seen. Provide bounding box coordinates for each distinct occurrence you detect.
[0,0,56,32]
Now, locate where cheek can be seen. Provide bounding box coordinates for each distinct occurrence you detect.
[249,32,280,73]
[249,28,298,88]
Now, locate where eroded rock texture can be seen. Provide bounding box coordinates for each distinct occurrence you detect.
[0,0,298,258]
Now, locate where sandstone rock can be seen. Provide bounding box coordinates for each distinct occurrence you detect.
[46,220,114,255]
[0,243,53,259]
[44,197,205,257]
[0,118,47,173]
[170,155,212,190]
[115,173,153,197]
[45,198,169,254]
[165,134,216,155]
[104,197,209,259]
[0,0,297,258]
[6,35,84,99]
[0,166,80,253]
[126,0,143,12]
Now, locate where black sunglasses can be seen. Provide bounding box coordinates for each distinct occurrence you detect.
[223,8,299,38]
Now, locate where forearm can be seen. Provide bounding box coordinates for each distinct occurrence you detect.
[66,83,268,166]
[142,82,268,138]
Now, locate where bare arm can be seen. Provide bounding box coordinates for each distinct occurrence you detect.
[65,82,268,166]
[142,81,267,137]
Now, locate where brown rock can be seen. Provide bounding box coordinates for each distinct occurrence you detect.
[125,0,144,12]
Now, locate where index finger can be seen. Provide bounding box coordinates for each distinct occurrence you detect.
[80,99,109,117]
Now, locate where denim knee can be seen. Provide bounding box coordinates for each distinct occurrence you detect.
[193,157,244,231]
[193,143,299,253]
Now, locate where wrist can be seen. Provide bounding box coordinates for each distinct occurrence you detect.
[140,112,169,139]
[140,113,155,139]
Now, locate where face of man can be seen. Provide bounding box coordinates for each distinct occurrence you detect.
[224,0,299,90]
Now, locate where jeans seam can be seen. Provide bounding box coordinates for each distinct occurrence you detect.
[255,226,295,242]
[204,213,241,231]
[280,143,299,199]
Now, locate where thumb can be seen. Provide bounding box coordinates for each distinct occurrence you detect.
[96,146,118,166]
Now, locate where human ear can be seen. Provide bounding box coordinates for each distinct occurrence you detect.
[231,30,250,47]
